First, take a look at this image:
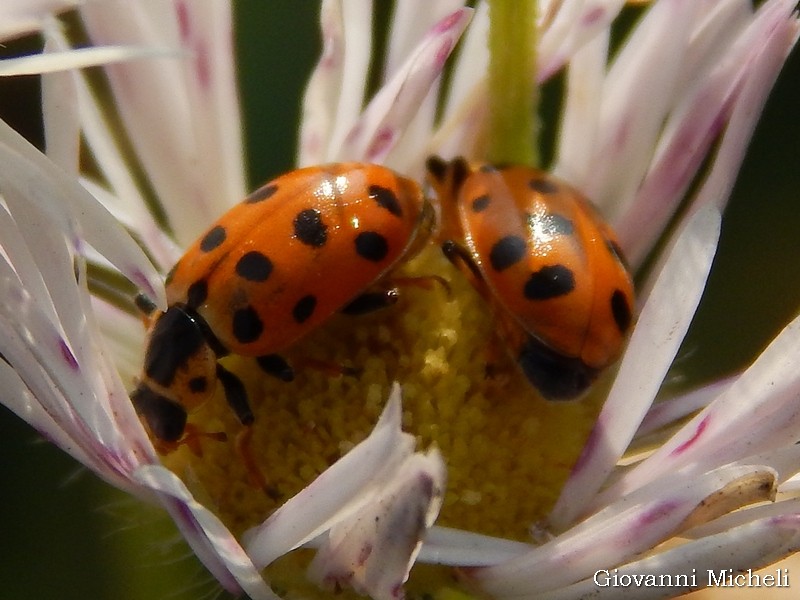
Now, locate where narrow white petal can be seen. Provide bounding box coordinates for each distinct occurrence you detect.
[475,464,773,596]
[538,0,625,82]
[552,30,608,189]
[585,0,699,219]
[549,207,720,529]
[324,0,375,161]
[419,526,532,566]
[617,0,800,266]
[41,31,80,172]
[0,117,165,306]
[0,46,172,76]
[598,312,800,505]
[244,385,416,568]
[336,8,472,166]
[307,449,446,600]
[635,376,737,438]
[380,1,467,172]
[134,465,278,600]
[535,512,800,599]
[80,0,246,245]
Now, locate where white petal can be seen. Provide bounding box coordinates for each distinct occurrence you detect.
[0,45,174,76]
[335,8,472,167]
[549,207,720,529]
[538,0,626,82]
[534,511,800,599]
[475,464,774,596]
[635,376,737,438]
[322,0,375,162]
[617,0,800,266]
[244,384,417,568]
[582,0,699,218]
[134,465,278,600]
[307,449,446,600]
[80,0,246,245]
[0,117,165,306]
[418,526,532,566]
[41,28,80,172]
[598,311,800,505]
[297,0,345,166]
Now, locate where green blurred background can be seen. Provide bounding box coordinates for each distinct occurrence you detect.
[0,2,799,599]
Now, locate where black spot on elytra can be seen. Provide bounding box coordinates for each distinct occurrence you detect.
[611,290,633,333]
[369,185,403,217]
[527,212,574,236]
[200,225,226,252]
[244,183,278,204]
[489,236,527,271]
[355,231,389,262]
[232,305,263,344]
[471,194,491,212]
[186,280,208,308]
[188,376,207,394]
[294,208,328,247]
[236,251,273,282]
[292,295,317,324]
[529,177,560,194]
[524,265,575,300]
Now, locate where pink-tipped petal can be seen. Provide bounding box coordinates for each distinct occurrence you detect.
[336,8,472,165]
[308,449,446,600]
[549,207,720,529]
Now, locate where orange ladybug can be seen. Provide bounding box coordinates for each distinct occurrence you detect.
[131,163,432,456]
[426,156,634,400]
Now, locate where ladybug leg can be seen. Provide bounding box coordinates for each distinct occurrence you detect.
[256,354,295,382]
[216,363,272,493]
[442,240,487,299]
[341,276,450,317]
[442,239,526,380]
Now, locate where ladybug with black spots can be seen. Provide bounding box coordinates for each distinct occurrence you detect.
[426,156,634,400]
[131,163,433,476]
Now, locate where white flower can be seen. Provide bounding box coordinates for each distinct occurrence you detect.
[0,1,798,599]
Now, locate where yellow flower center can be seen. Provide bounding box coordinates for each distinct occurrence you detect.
[159,243,606,595]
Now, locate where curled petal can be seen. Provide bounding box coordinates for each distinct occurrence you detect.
[244,384,416,568]
[308,449,446,600]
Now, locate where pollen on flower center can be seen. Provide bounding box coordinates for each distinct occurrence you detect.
[159,243,605,544]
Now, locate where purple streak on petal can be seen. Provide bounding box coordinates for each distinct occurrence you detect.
[436,10,464,33]
[59,338,79,371]
[637,500,681,527]
[193,39,211,90]
[670,414,711,456]
[366,128,396,162]
[570,416,604,475]
[581,6,606,27]
[176,0,191,40]
[358,542,373,566]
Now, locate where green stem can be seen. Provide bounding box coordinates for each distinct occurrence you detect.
[486,0,538,167]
